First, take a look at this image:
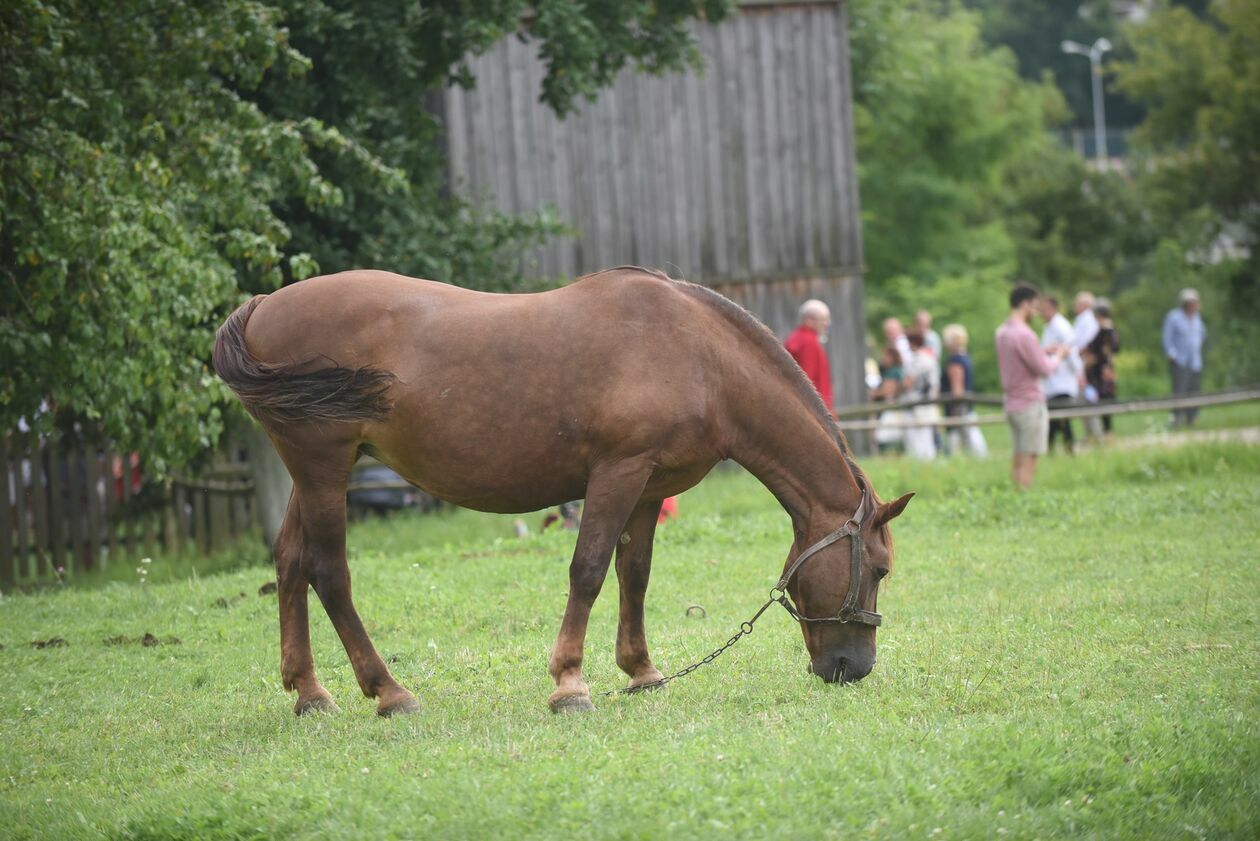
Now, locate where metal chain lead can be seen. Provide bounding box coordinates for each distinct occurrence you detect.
[601,595,781,697]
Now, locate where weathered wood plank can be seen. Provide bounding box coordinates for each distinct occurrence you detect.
[835,4,863,268]
[28,440,47,579]
[118,451,135,558]
[45,439,64,575]
[1,436,14,586]
[65,447,87,573]
[13,436,30,579]
[84,450,104,572]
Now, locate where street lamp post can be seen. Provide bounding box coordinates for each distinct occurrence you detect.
[1061,38,1113,169]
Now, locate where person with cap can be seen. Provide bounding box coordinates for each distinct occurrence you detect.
[785,299,833,411]
[1163,288,1207,427]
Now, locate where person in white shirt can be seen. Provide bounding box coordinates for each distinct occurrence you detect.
[902,329,941,460]
[1037,295,1085,453]
[1072,291,1099,351]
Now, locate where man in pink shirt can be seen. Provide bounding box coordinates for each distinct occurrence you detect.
[995,283,1069,489]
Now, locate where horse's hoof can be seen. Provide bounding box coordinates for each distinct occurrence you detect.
[376,693,421,718]
[294,695,340,716]
[627,670,666,693]
[549,693,595,714]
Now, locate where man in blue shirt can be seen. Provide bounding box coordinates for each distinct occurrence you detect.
[1163,288,1207,427]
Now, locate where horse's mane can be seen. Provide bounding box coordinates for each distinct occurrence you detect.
[584,266,893,553]
[669,278,855,453]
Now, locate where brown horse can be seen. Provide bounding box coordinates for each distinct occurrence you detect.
[213,266,912,716]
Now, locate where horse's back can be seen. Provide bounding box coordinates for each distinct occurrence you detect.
[229,267,731,510]
[244,267,702,368]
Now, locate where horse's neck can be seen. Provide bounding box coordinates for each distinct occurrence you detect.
[726,385,861,537]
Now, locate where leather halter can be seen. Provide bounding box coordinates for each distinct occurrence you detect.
[772,491,882,627]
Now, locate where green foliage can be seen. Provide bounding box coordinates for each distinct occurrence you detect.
[850,1,1062,287]
[963,0,1147,129]
[855,0,1260,393]
[2,446,1258,838]
[850,0,1069,388]
[1110,0,1260,387]
[0,0,347,472]
[0,0,729,471]
[253,0,730,291]
[1001,144,1153,296]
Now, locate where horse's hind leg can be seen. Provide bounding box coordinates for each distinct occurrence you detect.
[274,492,337,714]
[278,440,419,717]
[614,499,665,690]
[548,459,654,713]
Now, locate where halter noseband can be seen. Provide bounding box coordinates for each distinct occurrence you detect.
[772,491,882,627]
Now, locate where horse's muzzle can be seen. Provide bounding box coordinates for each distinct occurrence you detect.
[810,653,874,684]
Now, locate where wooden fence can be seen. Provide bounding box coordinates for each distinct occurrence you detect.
[832,386,1260,431]
[1,434,258,587]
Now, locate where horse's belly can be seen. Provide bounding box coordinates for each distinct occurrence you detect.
[365,421,593,514]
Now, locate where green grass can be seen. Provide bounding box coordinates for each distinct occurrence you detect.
[1,443,1258,839]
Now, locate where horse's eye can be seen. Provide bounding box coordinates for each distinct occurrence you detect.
[874,566,890,581]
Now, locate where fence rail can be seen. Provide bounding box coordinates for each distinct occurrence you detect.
[834,386,1260,431]
[1,434,258,587]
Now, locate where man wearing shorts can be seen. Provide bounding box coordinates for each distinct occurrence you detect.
[995,284,1069,489]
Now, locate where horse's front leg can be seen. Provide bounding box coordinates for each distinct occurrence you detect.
[615,499,666,690]
[548,460,653,713]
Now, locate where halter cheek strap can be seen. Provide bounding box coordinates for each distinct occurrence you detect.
[772,491,883,627]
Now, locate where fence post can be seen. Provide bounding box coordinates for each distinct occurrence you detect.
[84,450,105,572]
[248,424,291,548]
[163,483,179,555]
[1,436,14,588]
[13,435,30,582]
[65,448,87,573]
[45,438,64,576]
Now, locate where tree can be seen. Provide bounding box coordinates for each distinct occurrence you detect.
[849,0,1064,389]
[1110,0,1260,387]
[1,0,731,473]
[0,0,351,472]
[251,0,731,292]
[962,0,1146,130]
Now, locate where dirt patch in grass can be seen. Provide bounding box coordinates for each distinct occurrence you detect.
[103,633,182,647]
[29,637,67,649]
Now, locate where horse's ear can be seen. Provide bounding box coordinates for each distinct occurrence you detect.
[874,492,914,527]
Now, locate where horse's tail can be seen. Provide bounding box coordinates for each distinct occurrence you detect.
[212,295,396,427]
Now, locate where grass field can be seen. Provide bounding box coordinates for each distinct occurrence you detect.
[2,442,1258,839]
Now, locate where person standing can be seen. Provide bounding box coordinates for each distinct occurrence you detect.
[1073,291,1099,351]
[869,345,906,454]
[940,324,987,456]
[883,317,912,367]
[915,310,942,359]
[996,283,1070,489]
[1085,299,1121,442]
[785,299,833,412]
[903,329,941,460]
[1163,288,1206,427]
[1037,295,1084,453]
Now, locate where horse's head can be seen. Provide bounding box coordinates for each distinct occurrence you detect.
[783,491,913,684]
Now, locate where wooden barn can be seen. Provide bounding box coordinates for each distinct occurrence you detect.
[436,0,868,410]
